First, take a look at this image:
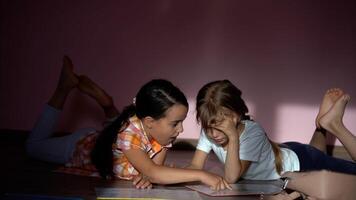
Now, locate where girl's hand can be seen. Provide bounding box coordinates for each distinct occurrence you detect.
[212,116,238,139]
[132,173,152,189]
[200,171,232,191]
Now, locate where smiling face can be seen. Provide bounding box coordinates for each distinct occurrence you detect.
[144,104,188,146]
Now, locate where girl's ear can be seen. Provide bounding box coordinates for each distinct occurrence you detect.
[142,116,155,129]
[232,112,241,125]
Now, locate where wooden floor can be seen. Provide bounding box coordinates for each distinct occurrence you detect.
[0,130,266,200]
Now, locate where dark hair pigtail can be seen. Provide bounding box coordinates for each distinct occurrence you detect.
[91,104,136,179]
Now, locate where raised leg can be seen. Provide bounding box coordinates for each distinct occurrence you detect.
[26,56,86,164]
[48,56,79,109]
[309,88,343,153]
[319,94,356,161]
[77,75,119,119]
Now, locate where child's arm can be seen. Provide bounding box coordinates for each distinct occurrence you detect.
[152,148,168,165]
[189,141,250,183]
[214,116,250,183]
[123,148,231,190]
[132,148,168,189]
[224,135,250,183]
[187,149,208,169]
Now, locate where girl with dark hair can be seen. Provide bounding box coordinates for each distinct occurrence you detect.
[27,56,230,191]
[188,80,356,184]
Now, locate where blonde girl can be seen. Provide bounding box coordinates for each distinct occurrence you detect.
[189,80,356,183]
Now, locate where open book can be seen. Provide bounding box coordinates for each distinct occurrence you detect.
[95,187,202,200]
[185,179,285,196]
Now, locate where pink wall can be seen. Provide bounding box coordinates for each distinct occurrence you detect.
[1,0,355,145]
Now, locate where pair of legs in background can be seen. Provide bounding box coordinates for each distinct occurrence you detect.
[274,90,356,200]
[284,88,356,175]
[26,56,119,164]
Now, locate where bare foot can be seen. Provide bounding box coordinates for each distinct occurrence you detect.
[78,75,113,108]
[315,88,344,128]
[319,94,350,136]
[48,56,79,109]
[57,56,79,91]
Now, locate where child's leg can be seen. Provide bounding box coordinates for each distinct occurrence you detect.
[27,104,95,163]
[310,88,344,153]
[77,75,119,120]
[284,142,356,175]
[28,56,78,143]
[26,56,82,163]
[27,105,61,152]
[48,56,79,110]
[309,129,327,153]
[319,94,356,161]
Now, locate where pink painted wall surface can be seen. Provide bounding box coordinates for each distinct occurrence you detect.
[1,0,355,145]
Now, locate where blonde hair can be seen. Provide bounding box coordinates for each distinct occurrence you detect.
[196,80,283,175]
[270,139,283,175]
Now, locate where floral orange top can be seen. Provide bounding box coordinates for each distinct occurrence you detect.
[61,115,166,180]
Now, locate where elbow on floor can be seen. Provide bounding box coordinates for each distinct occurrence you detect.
[225,176,239,184]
